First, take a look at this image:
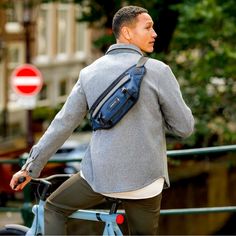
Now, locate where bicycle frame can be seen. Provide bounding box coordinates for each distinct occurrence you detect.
[26,199,124,236]
[2,174,124,235]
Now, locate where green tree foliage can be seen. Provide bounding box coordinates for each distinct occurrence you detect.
[162,0,236,147]
[74,0,179,53]
[41,0,236,147]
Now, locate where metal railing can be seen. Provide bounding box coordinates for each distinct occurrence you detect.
[0,144,236,226]
[167,144,236,157]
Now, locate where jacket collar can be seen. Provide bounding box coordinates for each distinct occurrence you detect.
[106,43,143,56]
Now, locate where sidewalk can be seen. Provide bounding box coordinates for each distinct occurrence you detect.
[0,136,27,158]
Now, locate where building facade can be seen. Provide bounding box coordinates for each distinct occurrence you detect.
[0,2,98,138]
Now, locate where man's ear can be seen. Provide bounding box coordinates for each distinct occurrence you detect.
[121,26,132,41]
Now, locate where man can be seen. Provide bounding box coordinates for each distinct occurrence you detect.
[10,6,194,235]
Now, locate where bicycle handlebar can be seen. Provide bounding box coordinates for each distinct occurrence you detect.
[30,174,72,201]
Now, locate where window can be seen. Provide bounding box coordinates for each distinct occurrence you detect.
[6,3,18,23]
[57,4,69,55]
[8,43,24,68]
[39,83,48,101]
[75,6,87,53]
[59,80,67,96]
[37,4,49,56]
[76,22,87,52]
[5,3,23,34]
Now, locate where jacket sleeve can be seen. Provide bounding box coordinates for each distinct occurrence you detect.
[158,65,194,138]
[21,78,88,177]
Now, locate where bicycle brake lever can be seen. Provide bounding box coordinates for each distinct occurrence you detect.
[13,176,26,189]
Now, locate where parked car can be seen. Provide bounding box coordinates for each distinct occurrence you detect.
[0,134,90,205]
[48,140,89,174]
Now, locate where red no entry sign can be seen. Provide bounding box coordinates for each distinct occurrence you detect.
[11,64,43,96]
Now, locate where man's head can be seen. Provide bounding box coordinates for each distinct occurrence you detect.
[112,6,157,53]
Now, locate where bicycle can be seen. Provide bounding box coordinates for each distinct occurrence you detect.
[0,174,125,235]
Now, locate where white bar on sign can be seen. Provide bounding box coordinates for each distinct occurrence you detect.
[17,95,37,109]
[14,76,41,86]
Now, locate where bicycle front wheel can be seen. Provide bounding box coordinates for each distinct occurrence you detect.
[0,224,28,235]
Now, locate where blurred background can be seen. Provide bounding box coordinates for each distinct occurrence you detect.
[0,0,236,235]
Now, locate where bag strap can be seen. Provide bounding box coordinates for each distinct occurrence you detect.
[136,56,148,68]
[89,56,148,115]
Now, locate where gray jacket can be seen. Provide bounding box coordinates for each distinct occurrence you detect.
[22,44,194,193]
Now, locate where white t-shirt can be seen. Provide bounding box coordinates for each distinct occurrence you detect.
[80,171,164,199]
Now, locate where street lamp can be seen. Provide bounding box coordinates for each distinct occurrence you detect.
[14,0,41,62]
[12,0,41,150]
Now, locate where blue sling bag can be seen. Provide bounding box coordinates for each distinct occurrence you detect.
[89,56,148,131]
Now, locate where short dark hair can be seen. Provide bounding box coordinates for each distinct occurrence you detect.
[112,6,148,39]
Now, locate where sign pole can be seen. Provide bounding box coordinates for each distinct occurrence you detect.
[25,19,34,150]
[11,63,43,151]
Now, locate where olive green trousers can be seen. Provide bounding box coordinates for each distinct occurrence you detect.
[44,173,162,235]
